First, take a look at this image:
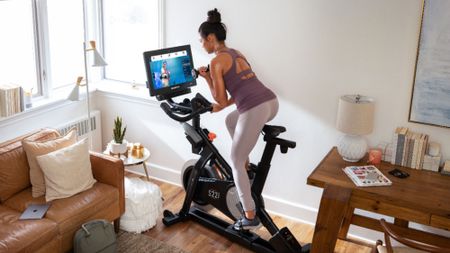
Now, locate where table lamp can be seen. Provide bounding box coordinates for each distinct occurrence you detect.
[336,94,374,162]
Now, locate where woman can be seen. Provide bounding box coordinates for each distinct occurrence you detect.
[197,8,278,230]
[161,60,170,87]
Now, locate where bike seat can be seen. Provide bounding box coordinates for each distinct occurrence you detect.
[262,125,286,137]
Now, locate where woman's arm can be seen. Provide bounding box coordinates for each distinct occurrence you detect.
[199,56,234,112]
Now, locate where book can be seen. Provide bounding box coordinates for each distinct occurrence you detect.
[410,133,421,169]
[390,127,401,164]
[343,165,392,187]
[417,134,429,170]
[394,127,408,165]
[405,132,415,168]
[0,84,23,117]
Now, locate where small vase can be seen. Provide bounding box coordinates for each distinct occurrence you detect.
[110,140,128,154]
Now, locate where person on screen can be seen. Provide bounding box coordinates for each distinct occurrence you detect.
[197,8,278,231]
[161,60,170,87]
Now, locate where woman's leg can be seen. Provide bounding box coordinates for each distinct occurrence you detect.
[226,110,251,170]
[225,109,239,138]
[230,99,279,217]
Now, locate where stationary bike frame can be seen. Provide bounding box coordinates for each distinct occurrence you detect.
[160,94,310,253]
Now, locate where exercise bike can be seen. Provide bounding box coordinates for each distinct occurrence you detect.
[159,93,310,253]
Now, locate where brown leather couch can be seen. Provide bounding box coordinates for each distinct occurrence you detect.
[0,129,125,253]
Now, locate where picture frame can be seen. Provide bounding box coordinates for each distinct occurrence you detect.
[409,0,450,128]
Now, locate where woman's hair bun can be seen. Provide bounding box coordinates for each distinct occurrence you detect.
[207,8,221,23]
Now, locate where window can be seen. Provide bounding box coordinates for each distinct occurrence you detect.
[0,0,85,97]
[102,0,161,84]
[46,0,85,89]
[0,0,162,106]
[0,0,39,95]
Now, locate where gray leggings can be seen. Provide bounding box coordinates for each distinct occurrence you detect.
[225,98,279,212]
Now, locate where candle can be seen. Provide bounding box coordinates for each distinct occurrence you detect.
[368,149,382,165]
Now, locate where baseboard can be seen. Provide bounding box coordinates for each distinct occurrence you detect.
[262,194,318,226]
[125,161,182,187]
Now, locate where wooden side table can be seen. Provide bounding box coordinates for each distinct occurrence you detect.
[307,147,450,253]
[104,147,151,181]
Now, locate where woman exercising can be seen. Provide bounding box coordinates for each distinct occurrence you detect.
[197,8,278,230]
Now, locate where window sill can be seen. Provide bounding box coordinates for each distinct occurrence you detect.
[93,79,159,106]
[0,79,159,127]
[0,85,88,127]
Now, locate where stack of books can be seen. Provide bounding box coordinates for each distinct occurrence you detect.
[391,127,429,169]
[0,84,25,117]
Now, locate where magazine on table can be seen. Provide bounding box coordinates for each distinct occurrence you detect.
[342,165,392,187]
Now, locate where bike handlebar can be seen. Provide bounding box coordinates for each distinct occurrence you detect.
[160,93,213,122]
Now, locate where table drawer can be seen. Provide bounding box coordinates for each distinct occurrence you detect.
[430,215,450,230]
[351,196,430,225]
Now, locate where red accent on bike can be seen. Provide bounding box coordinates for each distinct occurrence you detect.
[208,132,217,141]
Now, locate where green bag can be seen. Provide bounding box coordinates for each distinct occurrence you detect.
[74,219,117,253]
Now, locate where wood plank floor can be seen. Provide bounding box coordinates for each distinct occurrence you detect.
[129,174,373,252]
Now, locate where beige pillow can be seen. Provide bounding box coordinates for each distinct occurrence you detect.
[22,129,77,197]
[36,138,96,202]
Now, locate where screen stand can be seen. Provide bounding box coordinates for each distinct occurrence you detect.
[156,88,192,101]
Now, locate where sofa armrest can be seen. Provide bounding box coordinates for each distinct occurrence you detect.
[89,152,125,215]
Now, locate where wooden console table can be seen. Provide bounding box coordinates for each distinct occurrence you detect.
[307,147,450,253]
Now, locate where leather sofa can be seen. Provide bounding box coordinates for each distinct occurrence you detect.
[0,128,125,253]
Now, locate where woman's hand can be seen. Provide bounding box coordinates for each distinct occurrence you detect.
[211,103,224,113]
[198,66,211,80]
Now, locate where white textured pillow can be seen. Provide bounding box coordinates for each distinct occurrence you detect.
[22,128,77,197]
[36,138,96,202]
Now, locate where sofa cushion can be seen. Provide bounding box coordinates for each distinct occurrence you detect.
[0,205,59,252]
[4,182,119,235]
[37,138,96,202]
[0,129,60,203]
[22,128,77,198]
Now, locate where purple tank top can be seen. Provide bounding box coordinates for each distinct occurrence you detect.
[222,49,276,113]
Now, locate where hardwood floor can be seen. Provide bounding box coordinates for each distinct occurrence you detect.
[129,174,373,252]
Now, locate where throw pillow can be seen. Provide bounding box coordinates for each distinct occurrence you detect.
[22,128,77,197]
[0,128,60,202]
[36,138,97,202]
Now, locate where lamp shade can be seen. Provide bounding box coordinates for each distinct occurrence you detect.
[336,95,374,135]
[92,49,108,67]
[67,85,79,101]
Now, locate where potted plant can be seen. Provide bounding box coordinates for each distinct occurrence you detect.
[110,116,127,154]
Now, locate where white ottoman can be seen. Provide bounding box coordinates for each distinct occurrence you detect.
[120,177,163,233]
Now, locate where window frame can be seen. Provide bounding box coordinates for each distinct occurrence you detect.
[98,0,165,84]
[3,0,164,99]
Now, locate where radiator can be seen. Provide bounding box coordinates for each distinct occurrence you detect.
[56,110,102,152]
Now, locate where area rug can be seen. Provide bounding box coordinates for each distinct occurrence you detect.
[117,230,188,253]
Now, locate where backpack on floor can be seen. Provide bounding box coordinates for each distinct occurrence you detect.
[74,219,117,253]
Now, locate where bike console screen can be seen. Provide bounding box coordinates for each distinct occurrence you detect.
[144,45,196,100]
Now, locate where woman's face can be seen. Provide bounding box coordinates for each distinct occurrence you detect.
[200,34,214,54]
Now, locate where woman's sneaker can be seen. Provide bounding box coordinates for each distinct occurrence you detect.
[234,216,262,231]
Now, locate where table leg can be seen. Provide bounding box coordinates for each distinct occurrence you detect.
[338,206,355,240]
[311,184,352,253]
[142,162,150,181]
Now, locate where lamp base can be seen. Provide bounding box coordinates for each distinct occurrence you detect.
[337,134,368,162]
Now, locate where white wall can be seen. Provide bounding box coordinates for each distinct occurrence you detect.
[96,0,450,241]
[0,100,88,143]
[162,0,450,237]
